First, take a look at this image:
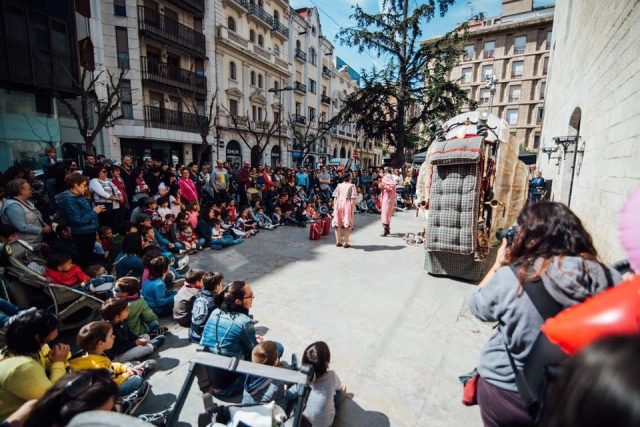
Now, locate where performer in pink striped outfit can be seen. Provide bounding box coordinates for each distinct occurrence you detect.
[379,168,396,236]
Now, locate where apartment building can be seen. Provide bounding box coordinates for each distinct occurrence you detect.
[430,0,553,149]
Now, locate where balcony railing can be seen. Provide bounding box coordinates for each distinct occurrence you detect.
[483,50,494,59]
[140,57,206,95]
[293,114,306,125]
[321,95,331,104]
[462,51,474,61]
[253,121,271,130]
[270,18,289,39]
[322,66,331,78]
[138,6,206,56]
[167,0,204,15]
[514,46,525,54]
[144,105,203,133]
[222,0,248,14]
[511,72,523,79]
[319,121,330,130]
[295,48,307,62]
[508,96,520,102]
[294,81,307,93]
[247,3,272,26]
[480,97,490,105]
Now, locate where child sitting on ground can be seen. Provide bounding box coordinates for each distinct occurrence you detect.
[100,298,164,362]
[242,341,290,410]
[210,220,243,249]
[177,223,201,252]
[290,341,345,426]
[142,198,162,230]
[255,206,277,230]
[44,252,93,292]
[141,255,177,316]
[98,226,113,254]
[271,206,286,226]
[114,276,167,337]
[85,264,116,293]
[189,271,223,343]
[156,197,172,223]
[70,320,154,413]
[173,269,204,327]
[225,199,238,221]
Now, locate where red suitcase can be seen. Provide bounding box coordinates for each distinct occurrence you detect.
[321,217,330,236]
[309,221,321,240]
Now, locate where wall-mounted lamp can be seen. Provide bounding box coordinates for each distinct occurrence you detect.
[552,135,582,159]
[541,145,559,162]
[298,31,307,35]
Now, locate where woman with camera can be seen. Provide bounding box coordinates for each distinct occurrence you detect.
[469,202,621,427]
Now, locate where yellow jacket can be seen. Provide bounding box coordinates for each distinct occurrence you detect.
[68,353,130,384]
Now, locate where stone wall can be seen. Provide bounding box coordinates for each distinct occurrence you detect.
[539,0,640,263]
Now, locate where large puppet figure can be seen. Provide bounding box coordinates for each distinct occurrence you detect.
[379,168,397,236]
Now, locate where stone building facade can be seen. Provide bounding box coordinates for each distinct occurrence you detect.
[538,0,640,263]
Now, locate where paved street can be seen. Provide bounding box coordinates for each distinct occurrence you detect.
[137,210,494,426]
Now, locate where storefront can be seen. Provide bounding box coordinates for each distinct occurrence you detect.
[225,140,242,167]
[270,146,281,168]
[120,139,183,167]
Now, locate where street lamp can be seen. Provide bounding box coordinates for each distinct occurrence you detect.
[268,85,293,165]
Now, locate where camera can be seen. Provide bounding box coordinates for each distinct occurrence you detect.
[495,226,518,246]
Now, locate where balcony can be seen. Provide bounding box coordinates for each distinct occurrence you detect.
[295,48,307,62]
[247,3,272,27]
[253,121,271,130]
[483,50,494,59]
[321,95,331,104]
[167,0,204,16]
[140,57,206,96]
[511,72,523,79]
[221,0,248,14]
[319,121,330,131]
[514,46,525,54]
[462,51,474,61]
[322,66,331,78]
[270,18,289,40]
[144,105,203,133]
[293,114,306,125]
[138,6,206,57]
[294,81,307,93]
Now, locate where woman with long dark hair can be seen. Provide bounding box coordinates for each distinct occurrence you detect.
[469,202,622,427]
[113,232,145,279]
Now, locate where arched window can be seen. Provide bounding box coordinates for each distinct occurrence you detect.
[258,74,263,89]
[258,34,264,47]
[273,80,280,91]
[228,17,236,32]
[229,61,236,80]
[309,47,316,65]
[249,30,255,43]
[250,71,256,86]
[273,10,280,23]
[296,40,301,51]
[333,147,338,158]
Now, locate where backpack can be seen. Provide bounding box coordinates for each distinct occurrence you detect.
[502,263,614,423]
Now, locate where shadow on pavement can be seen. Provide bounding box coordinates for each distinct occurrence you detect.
[136,390,177,416]
[350,245,406,252]
[336,397,391,427]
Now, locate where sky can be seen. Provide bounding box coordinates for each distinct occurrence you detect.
[288,0,552,76]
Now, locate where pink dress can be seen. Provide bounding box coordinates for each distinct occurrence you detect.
[331,182,358,228]
[380,174,397,225]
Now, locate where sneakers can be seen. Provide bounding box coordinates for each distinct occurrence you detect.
[138,409,169,426]
[137,359,157,376]
[149,335,165,350]
[118,380,150,415]
[149,326,169,338]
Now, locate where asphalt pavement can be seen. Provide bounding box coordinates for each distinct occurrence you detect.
[135,210,494,426]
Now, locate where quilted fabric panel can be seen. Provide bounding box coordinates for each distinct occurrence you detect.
[425,163,481,254]
[429,136,484,165]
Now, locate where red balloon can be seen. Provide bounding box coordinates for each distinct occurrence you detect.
[541,275,640,355]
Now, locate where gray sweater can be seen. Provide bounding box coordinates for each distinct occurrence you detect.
[469,256,621,392]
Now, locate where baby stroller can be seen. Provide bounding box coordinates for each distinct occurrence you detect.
[246,186,262,204]
[166,347,314,427]
[0,241,103,331]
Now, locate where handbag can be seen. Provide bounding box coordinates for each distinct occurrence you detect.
[460,368,479,406]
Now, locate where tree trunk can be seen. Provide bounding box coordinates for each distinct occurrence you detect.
[195,137,210,167]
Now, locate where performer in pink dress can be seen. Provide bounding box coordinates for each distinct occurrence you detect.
[331,173,358,248]
[379,168,397,236]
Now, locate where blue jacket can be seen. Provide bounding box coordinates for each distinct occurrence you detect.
[113,253,144,279]
[200,306,258,359]
[141,277,176,315]
[189,289,217,343]
[55,190,99,234]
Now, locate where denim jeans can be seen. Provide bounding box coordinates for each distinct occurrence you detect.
[147,319,160,332]
[118,375,144,396]
[209,236,242,249]
[0,299,19,326]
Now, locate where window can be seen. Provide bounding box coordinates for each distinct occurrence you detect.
[6,5,27,42]
[250,71,256,86]
[511,60,523,78]
[295,102,301,115]
[536,107,544,125]
[308,78,316,93]
[229,99,238,117]
[481,65,493,80]
[542,57,549,75]
[228,17,236,32]
[545,31,552,50]
[508,85,521,102]
[479,88,490,104]
[115,27,129,69]
[273,10,280,23]
[540,81,546,99]
[309,47,316,65]
[249,30,255,42]
[461,67,472,83]
[114,0,126,16]
[258,74,263,89]
[273,80,280,91]
[463,44,474,61]
[506,108,518,125]
[514,35,526,54]
[258,35,264,48]
[533,132,540,149]
[252,106,263,122]
[121,80,133,118]
[229,61,236,80]
[308,107,316,122]
[483,40,495,59]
